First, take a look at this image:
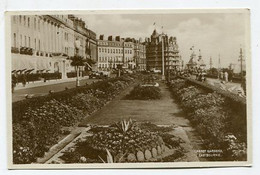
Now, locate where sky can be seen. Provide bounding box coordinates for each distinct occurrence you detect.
[77,11,249,69]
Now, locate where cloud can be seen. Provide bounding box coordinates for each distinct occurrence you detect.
[166,14,246,67]
[78,13,248,68]
[79,14,141,38]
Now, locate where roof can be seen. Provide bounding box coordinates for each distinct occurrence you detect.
[151,29,159,38]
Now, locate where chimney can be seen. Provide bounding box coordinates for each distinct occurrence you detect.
[108,36,113,41]
[99,35,104,40]
[115,36,120,41]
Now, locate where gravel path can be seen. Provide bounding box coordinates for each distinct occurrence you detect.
[80,81,190,126]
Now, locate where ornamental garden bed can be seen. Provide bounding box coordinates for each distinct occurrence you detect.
[58,120,185,163]
[125,85,162,100]
[168,78,247,161]
[125,75,162,100]
[12,75,136,164]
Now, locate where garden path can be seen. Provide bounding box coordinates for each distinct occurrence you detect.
[80,81,202,162]
[81,82,189,126]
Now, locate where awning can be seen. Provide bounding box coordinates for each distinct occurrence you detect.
[12,54,50,72]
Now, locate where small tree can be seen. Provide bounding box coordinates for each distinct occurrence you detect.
[71,55,86,87]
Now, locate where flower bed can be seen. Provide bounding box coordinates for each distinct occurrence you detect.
[59,120,184,163]
[169,78,247,161]
[125,85,161,100]
[12,75,135,164]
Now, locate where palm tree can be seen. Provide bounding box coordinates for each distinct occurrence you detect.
[71,55,86,87]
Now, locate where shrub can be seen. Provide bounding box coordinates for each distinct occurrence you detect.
[168,77,247,161]
[126,85,161,100]
[12,75,135,164]
[68,93,104,113]
[60,120,184,163]
[12,99,85,164]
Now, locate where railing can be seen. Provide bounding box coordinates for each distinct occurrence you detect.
[20,47,33,56]
[179,76,246,105]
[11,47,19,54]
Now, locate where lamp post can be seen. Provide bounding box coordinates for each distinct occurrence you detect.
[161,34,165,80]
[117,61,123,77]
[74,39,81,87]
[238,47,245,80]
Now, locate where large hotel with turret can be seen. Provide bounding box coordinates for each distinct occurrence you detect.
[10,15,182,79]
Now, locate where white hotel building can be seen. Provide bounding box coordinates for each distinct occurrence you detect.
[97,35,146,71]
[10,14,97,79]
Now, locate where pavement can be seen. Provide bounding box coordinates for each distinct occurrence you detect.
[191,75,245,96]
[12,77,100,102]
[14,76,89,90]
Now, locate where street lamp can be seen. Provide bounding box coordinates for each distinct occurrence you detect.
[71,39,82,87]
[161,34,165,80]
[117,61,123,77]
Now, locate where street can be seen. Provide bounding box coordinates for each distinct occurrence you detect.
[12,78,99,102]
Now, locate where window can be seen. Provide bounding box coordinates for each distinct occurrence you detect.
[38,19,40,31]
[105,48,106,53]
[13,33,16,47]
[113,49,115,53]
[20,35,22,47]
[13,16,16,24]
[38,40,40,51]
[34,38,37,49]
[19,15,22,24]
[34,18,36,29]
[24,16,26,26]
[108,49,110,53]
[99,48,101,52]
[28,37,31,47]
[28,18,30,27]
[24,36,27,47]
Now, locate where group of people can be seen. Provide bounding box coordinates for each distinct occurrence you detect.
[218,71,233,83]
[195,70,207,82]
[12,72,28,93]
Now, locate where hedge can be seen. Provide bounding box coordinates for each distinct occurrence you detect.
[12,75,135,164]
[169,78,247,161]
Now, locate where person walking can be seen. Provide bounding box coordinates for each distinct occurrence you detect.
[229,71,233,82]
[12,73,17,93]
[220,71,224,82]
[224,71,229,83]
[241,74,246,95]
[22,73,27,87]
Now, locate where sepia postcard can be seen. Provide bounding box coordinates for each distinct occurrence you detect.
[6,9,251,169]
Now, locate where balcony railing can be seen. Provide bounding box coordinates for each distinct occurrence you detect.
[11,47,19,54]
[20,47,33,56]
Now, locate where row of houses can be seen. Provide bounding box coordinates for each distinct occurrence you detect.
[11,14,97,79]
[10,14,182,79]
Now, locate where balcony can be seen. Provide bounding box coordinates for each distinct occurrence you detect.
[20,47,33,56]
[11,47,19,54]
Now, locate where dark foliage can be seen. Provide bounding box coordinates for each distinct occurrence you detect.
[126,85,161,100]
[169,78,247,161]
